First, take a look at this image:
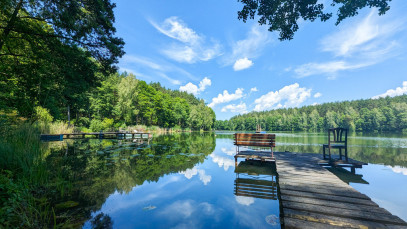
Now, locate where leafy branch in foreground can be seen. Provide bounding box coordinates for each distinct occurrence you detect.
[237,0,392,40]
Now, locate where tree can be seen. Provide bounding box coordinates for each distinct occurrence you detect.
[237,0,392,40]
[0,0,124,70]
[89,74,119,120]
[1,0,124,117]
[115,74,138,124]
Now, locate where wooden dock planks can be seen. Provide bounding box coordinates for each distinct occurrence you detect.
[62,132,152,139]
[274,152,407,228]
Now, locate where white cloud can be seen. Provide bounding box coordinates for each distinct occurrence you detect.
[387,165,407,175]
[233,58,253,71]
[372,81,407,99]
[199,77,211,91]
[254,83,311,111]
[159,200,215,221]
[180,167,198,179]
[221,103,248,114]
[294,61,371,78]
[235,196,255,206]
[156,72,181,85]
[321,11,402,57]
[179,77,211,95]
[179,83,200,95]
[229,25,271,62]
[221,147,235,156]
[122,55,163,70]
[222,25,272,69]
[250,87,258,92]
[179,167,212,185]
[151,17,200,44]
[291,10,403,78]
[151,17,221,63]
[198,170,212,185]
[313,92,322,98]
[120,55,199,84]
[208,88,244,108]
[210,153,235,171]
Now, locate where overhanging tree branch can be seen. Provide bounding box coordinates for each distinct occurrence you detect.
[0,0,24,51]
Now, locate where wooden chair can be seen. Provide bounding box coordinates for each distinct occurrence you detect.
[323,128,348,161]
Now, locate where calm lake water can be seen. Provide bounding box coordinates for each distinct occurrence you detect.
[44,131,407,228]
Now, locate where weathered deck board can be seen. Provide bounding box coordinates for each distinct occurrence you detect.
[280,189,378,207]
[273,151,407,228]
[283,209,393,229]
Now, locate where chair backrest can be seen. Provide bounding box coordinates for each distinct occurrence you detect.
[328,128,348,145]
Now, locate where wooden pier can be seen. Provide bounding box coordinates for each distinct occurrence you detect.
[41,132,152,140]
[273,151,407,228]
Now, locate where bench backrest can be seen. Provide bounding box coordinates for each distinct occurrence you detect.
[234,133,276,147]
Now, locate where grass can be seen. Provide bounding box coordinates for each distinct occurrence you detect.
[0,121,73,228]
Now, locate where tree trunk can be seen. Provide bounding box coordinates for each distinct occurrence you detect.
[68,105,71,126]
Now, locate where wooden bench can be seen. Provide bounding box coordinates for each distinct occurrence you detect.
[234,133,276,164]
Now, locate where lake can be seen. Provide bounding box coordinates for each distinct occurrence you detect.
[43,131,407,228]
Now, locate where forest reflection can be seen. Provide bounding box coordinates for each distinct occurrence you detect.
[216,132,407,167]
[45,132,216,226]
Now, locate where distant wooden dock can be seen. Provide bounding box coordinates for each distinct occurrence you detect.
[41,132,152,141]
[273,151,407,228]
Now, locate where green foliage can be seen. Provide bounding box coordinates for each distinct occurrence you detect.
[86,73,215,130]
[0,170,31,228]
[215,95,407,132]
[1,0,124,119]
[102,118,114,131]
[90,119,104,132]
[0,0,124,70]
[115,75,139,123]
[237,0,392,40]
[76,117,90,128]
[33,106,53,123]
[0,132,216,227]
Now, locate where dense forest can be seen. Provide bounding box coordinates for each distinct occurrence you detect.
[83,72,215,131]
[215,95,407,132]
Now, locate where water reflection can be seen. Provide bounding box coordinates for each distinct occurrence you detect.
[42,131,407,227]
[180,166,212,185]
[234,161,278,201]
[45,133,216,227]
[216,131,407,167]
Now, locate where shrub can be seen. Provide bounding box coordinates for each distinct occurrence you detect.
[90,119,104,132]
[76,117,90,127]
[33,106,53,123]
[101,118,114,131]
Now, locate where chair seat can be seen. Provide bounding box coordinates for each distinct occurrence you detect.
[323,144,346,148]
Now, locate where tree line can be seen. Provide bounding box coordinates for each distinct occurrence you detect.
[82,72,215,131]
[215,95,407,132]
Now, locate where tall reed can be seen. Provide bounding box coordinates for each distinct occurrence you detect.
[0,121,73,228]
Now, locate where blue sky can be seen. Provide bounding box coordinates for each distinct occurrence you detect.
[113,0,407,120]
